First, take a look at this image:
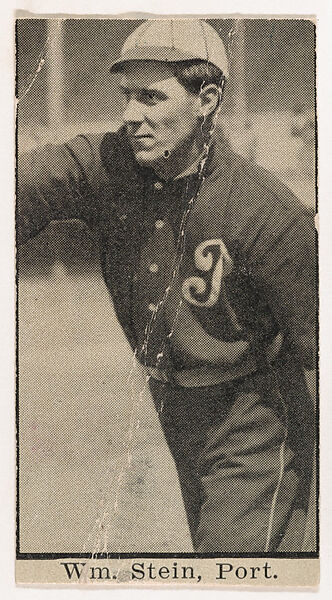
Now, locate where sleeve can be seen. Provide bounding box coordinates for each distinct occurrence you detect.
[247,203,316,370]
[16,134,103,245]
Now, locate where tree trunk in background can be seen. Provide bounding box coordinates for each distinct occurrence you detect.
[47,20,64,133]
[232,19,247,143]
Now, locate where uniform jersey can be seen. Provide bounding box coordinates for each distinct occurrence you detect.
[17,126,316,385]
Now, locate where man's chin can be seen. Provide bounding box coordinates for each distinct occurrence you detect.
[133,149,161,168]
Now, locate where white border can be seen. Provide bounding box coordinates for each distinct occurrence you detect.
[1,1,331,598]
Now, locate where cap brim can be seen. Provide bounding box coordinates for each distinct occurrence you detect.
[110,46,220,73]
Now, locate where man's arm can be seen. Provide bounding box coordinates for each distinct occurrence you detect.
[247,202,316,374]
[17,134,103,244]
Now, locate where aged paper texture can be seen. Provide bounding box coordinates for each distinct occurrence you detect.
[15,12,318,587]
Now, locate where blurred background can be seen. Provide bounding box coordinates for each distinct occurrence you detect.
[16,18,316,554]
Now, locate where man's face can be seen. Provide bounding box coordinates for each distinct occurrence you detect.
[119,61,201,167]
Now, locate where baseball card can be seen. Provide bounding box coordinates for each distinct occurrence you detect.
[15,7,318,587]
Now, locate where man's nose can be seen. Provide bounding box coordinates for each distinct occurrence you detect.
[122,98,144,124]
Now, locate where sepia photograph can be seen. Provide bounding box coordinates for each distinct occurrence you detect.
[15,13,318,585]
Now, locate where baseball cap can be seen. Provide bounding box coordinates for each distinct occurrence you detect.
[110,19,229,79]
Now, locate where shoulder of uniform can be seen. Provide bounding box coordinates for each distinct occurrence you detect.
[208,129,309,218]
[196,135,314,248]
[68,127,138,182]
[96,127,138,174]
[71,129,121,161]
[231,151,309,216]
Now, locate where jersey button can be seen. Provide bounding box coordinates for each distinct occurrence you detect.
[155,219,165,229]
[149,263,159,273]
[148,303,157,312]
[154,181,163,190]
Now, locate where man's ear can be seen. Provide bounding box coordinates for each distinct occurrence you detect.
[198,84,220,119]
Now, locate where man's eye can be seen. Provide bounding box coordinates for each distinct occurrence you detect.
[140,91,158,104]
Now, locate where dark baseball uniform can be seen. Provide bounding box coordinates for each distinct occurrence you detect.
[17,127,316,552]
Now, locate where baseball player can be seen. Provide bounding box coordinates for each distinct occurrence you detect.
[17,19,316,552]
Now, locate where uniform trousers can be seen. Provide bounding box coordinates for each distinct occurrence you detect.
[149,364,314,552]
